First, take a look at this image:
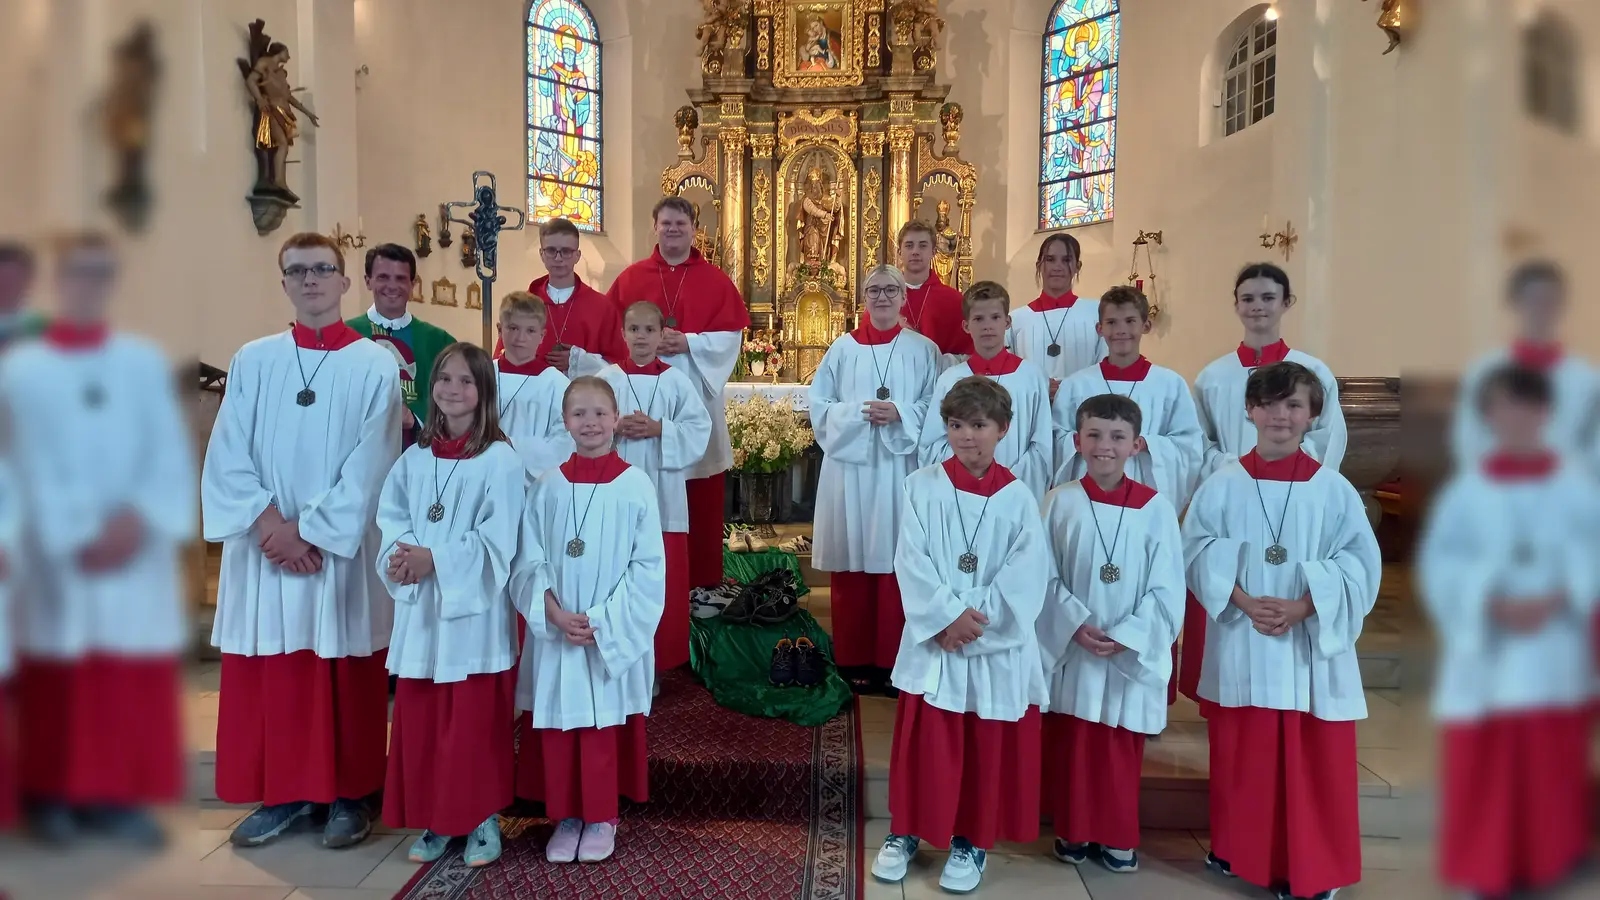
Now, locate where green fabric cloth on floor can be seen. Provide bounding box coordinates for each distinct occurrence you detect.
[688,610,850,727]
[721,547,811,598]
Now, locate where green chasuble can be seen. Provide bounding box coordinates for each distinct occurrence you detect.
[347,312,458,428]
[0,310,46,349]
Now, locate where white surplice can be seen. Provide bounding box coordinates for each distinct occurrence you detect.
[202,333,402,657]
[809,327,940,574]
[1192,346,1346,482]
[511,458,666,730]
[1037,478,1186,735]
[665,333,741,479]
[917,354,1055,503]
[1418,460,1600,722]
[2,334,196,659]
[1051,359,1205,507]
[1007,298,1106,383]
[598,362,712,533]
[375,441,525,683]
[498,366,574,481]
[891,462,1053,722]
[1450,349,1600,470]
[1181,452,1381,720]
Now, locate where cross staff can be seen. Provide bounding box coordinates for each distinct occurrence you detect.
[442,171,527,349]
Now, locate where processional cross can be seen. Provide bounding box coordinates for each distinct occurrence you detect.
[443,171,528,349]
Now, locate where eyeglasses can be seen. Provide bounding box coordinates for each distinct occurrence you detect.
[540,247,579,259]
[283,263,341,281]
[865,285,903,300]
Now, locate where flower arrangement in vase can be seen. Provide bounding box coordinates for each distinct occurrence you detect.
[737,329,784,381]
[725,391,815,533]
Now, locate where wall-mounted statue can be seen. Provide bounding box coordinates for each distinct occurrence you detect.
[460,228,478,269]
[414,214,432,258]
[696,0,747,76]
[103,21,160,233]
[238,19,320,233]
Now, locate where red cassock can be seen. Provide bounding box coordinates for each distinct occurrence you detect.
[1207,706,1361,898]
[0,682,13,827]
[515,713,649,823]
[383,671,516,837]
[1438,708,1590,896]
[1175,592,1215,715]
[828,572,904,670]
[903,272,972,357]
[1041,714,1145,850]
[607,247,750,589]
[888,695,1041,850]
[215,650,390,806]
[17,654,183,807]
[658,532,691,671]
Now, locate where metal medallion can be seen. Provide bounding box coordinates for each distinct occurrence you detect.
[875,386,891,401]
[1047,343,1062,357]
[566,537,586,558]
[1099,562,1121,584]
[84,384,104,408]
[296,388,316,407]
[664,316,678,328]
[1265,543,1288,566]
[958,551,978,574]
[426,502,445,523]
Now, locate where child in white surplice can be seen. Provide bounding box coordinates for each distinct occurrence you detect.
[874,376,1052,895]
[376,342,525,868]
[512,376,666,865]
[1037,393,1185,874]
[1182,361,1379,900]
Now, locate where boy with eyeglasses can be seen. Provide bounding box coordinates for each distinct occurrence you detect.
[347,243,458,448]
[202,232,402,851]
[524,218,625,378]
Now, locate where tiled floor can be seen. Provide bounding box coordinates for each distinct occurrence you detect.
[33,561,1454,898]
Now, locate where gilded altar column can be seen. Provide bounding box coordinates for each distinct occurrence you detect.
[887,94,916,245]
[748,131,776,326]
[859,131,887,280]
[718,99,748,297]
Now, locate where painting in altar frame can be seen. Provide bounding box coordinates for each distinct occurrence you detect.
[774,1,864,89]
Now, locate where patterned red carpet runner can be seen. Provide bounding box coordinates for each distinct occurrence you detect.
[393,668,863,900]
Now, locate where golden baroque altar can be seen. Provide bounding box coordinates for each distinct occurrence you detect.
[662,0,978,382]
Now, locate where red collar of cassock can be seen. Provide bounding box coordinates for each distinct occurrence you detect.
[1079,475,1157,509]
[1510,340,1562,371]
[428,431,474,460]
[498,355,549,376]
[650,245,706,271]
[1235,340,1291,368]
[43,318,108,351]
[851,320,903,345]
[529,273,591,302]
[292,320,362,351]
[967,349,1023,377]
[561,451,630,484]
[1482,450,1557,481]
[942,457,1018,496]
[617,357,670,375]
[1240,448,1320,482]
[1100,356,1152,382]
[1028,290,1078,313]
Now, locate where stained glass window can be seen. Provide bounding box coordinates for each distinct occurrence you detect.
[1040,0,1119,230]
[527,0,603,232]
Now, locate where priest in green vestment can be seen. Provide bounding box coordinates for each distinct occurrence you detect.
[0,242,45,350]
[346,244,458,446]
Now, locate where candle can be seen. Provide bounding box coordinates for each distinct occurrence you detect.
[358,216,365,234]
[1261,213,1270,232]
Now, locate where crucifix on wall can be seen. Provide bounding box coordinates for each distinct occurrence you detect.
[442,171,528,349]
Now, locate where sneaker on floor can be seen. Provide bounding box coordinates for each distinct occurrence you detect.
[84,806,166,849]
[1205,851,1236,878]
[29,803,79,844]
[1307,890,1341,900]
[546,817,583,863]
[465,816,502,867]
[229,801,312,848]
[1098,846,1138,873]
[871,833,920,883]
[408,830,450,862]
[770,638,797,685]
[1051,838,1088,865]
[577,820,617,862]
[322,797,373,849]
[793,637,824,687]
[939,837,987,893]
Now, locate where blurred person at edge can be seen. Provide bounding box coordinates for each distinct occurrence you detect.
[0,242,45,350]
[1,232,194,845]
[1420,364,1598,900]
[0,444,21,831]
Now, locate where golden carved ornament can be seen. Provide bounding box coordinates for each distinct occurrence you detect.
[867,13,882,67]
[860,131,886,157]
[1363,0,1403,54]
[674,105,700,160]
[661,124,719,197]
[721,98,746,119]
[773,0,867,89]
[917,135,976,194]
[939,102,963,155]
[757,16,772,69]
[754,0,776,15]
[888,96,914,116]
[778,108,859,154]
[887,124,915,153]
[721,125,748,151]
[862,166,883,272]
[752,167,773,288]
[750,132,776,159]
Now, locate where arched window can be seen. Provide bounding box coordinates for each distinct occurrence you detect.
[1222,12,1276,137]
[1040,0,1120,230]
[1524,12,1580,135]
[527,0,603,231]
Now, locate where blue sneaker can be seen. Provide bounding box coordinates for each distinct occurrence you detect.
[230,801,312,847]
[322,797,373,849]
[1098,845,1139,873]
[1206,851,1236,878]
[939,837,987,893]
[1051,838,1088,865]
[871,833,920,882]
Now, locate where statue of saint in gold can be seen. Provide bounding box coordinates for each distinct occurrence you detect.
[239,20,320,203]
[795,166,844,270]
[931,199,959,287]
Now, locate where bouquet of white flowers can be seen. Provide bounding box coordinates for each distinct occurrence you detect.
[726,392,814,474]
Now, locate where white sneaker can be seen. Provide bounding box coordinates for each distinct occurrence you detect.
[576,821,617,862]
[1098,846,1138,873]
[871,833,920,882]
[939,838,987,893]
[545,817,583,863]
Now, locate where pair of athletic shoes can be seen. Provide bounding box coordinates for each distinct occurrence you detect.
[769,637,824,686]
[872,834,987,894]
[1206,851,1341,900]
